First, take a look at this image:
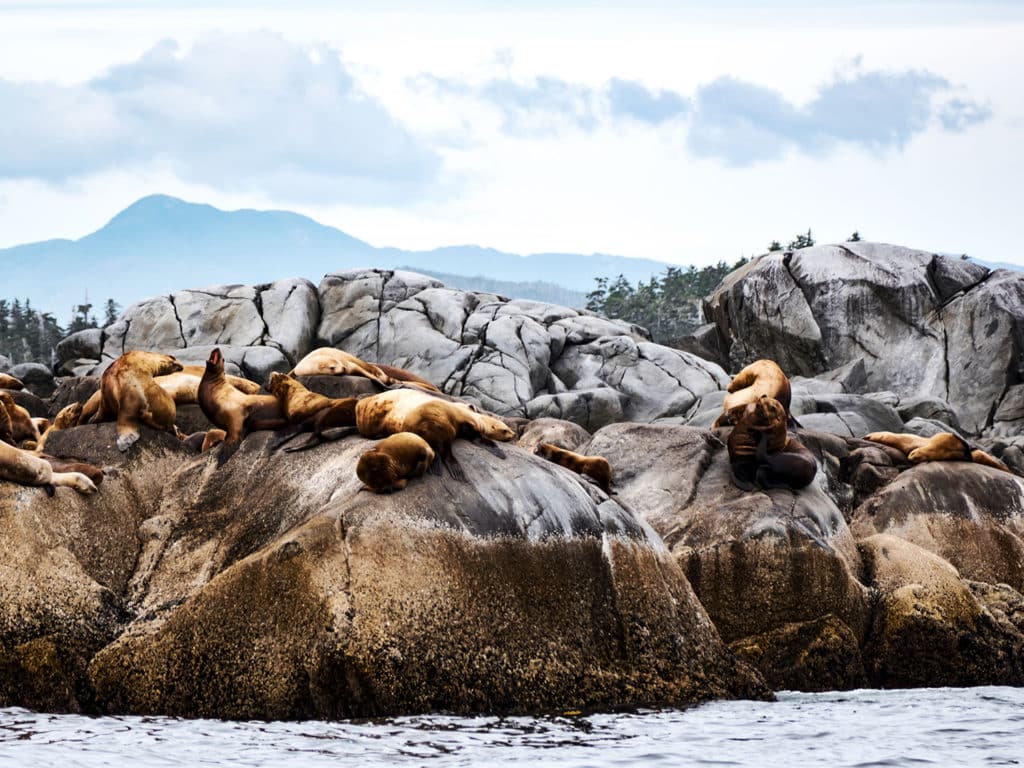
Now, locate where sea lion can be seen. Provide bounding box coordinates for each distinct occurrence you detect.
[156,369,262,403]
[0,391,40,445]
[713,359,794,428]
[267,372,358,449]
[727,395,816,490]
[534,442,613,493]
[36,401,84,453]
[95,351,184,451]
[290,347,441,393]
[356,432,435,493]
[864,431,1011,472]
[198,348,286,465]
[0,439,97,495]
[0,373,24,390]
[353,389,516,477]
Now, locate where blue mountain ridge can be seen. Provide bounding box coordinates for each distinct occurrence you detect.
[0,195,670,322]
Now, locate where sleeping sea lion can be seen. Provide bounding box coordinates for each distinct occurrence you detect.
[0,439,97,495]
[534,442,613,493]
[290,347,441,393]
[94,351,184,451]
[356,432,435,493]
[864,431,1011,473]
[0,391,40,445]
[266,372,358,449]
[714,359,795,428]
[727,395,816,490]
[0,373,24,391]
[198,348,286,465]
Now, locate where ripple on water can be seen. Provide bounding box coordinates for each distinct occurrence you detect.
[1,687,1023,767]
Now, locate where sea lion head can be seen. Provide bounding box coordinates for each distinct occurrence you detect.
[746,395,787,431]
[268,371,295,399]
[54,401,84,429]
[356,449,398,492]
[206,347,225,375]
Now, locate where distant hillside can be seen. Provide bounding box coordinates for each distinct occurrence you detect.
[0,195,668,321]
[406,269,587,307]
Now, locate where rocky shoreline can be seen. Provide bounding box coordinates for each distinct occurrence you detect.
[2,242,1023,718]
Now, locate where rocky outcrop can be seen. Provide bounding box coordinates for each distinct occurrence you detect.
[704,243,1024,435]
[1,425,766,718]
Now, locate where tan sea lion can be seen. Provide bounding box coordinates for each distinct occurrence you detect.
[0,373,24,390]
[36,401,84,453]
[94,351,183,451]
[198,348,286,465]
[0,391,40,445]
[0,439,97,495]
[353,389,515,478]
[864,431,1011,472]
[727,395,816,490]
[356,432,435,493]
[714,359,794,428]
[290,347,392,385]
[266,372,358,449]
[534,442,613,493]
[158,368,263,401]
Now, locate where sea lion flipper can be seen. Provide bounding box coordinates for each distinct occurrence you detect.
[42,483,56,497]
[269,424,307,451]
[444,454,467,482]
[283,434,322,453]
[319,426,360,442]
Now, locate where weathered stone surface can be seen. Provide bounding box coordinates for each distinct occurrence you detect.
[2,424,766,718]
[517,418,592,453]
[859,535,1024,687]
[703,243,1024,434]
[851,463,1024,590]
[587,423,871,650]
[7,362,56,398]
[790,394,904,438]
[49,377,101,415]
[56,329,102,366]
[897,396,962,429]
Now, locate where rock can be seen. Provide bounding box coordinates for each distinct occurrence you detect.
[587,423,872,662]
[901,417,970,440]
[790,394,904,438]
[8,363,56,398]
[674,323,727,370]
[517,418,592,453]
[851,462,1024,590]
[703,243,1024,434]
[5,389,49,418]
[990,384,1024,437]
[0,354,11,372]
[525,389,626,432]
[56,329,103,367]
[898,396,962,429]
[859,535,1024,687]
[48,377,101,415]
[171,344,289,384]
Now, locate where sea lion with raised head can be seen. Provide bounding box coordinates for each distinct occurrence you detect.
[94,351,184,451]
[534,442,613,493]
[356,432,435,493]
[199,348,286,465]
[714,359,795,428]
[727,395,816,490]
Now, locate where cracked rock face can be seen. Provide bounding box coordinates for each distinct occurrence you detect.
[0,424,766,718]
[704,242,1024,435]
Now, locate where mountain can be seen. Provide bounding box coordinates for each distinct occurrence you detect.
[0,195,668,321]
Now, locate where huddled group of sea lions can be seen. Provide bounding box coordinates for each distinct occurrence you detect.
[0,348,1014,499]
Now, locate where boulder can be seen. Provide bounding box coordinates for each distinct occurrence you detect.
[789,394,904,438]
[517,418,593,453]
[8,363,56,398]
[56,329,103,367]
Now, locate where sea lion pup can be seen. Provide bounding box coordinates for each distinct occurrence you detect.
[713,359,795,428]
[864,431,1012,473]
[356,432,436,493]
[198,348,286,465]
[0,373,24,390]
[350,389,516,478]
[534,442,613,493]
[94,351,184,451]
[0,439,97,495]
[0,391,40,445]
[727,395,816,491]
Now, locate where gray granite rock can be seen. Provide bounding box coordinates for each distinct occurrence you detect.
[7,362,56,398]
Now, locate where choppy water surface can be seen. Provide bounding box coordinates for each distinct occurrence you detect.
[2,687,1022,767]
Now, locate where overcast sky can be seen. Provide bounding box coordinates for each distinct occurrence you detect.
[0,1,1020,266]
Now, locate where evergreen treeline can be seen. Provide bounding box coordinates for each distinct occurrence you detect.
[0,297,121,367]
[585,259,748,344]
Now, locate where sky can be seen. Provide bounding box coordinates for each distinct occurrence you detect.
[0,1,1021,267]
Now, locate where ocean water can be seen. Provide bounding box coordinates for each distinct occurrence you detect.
[1,687,1022,767]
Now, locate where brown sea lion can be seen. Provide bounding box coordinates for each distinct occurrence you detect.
[534,442,613,493]
[199,348,286,465]
[375,364,442,393]
[267,372,358,449]
[864,431,1011,473]
[353,389,515,478]
[0,398,14,445]
[158,368,262,402]
[95,351,184,451]
[36,401,84,453]
[0,439,97,495]
[290,348,392,386]
[0,391,40,445]
[356,432,435,493]
[0,373,24,390]
[727,395,816,490]
[713,359,794,428]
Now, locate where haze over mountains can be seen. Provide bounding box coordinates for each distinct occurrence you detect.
[0,195,671,321]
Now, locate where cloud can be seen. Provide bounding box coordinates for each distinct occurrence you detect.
[0,33,440,203]
[687,69,991,165]
[415,74,688,136]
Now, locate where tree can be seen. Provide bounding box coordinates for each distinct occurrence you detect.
[787,229,815,250]
[847,231,861,242]
[767,240,783,252]
[103,298,121,326]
